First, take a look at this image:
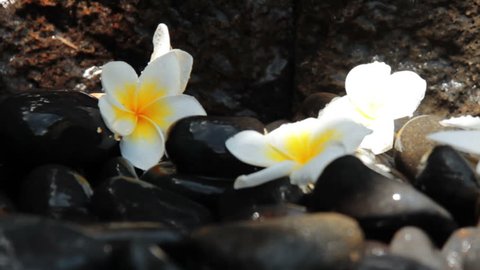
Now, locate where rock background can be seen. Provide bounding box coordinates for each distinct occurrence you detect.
[1,0,479,123]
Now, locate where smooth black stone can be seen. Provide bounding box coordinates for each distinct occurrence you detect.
[218,177,305,221]
[224,203,307,222]
[0,91,118,168]
[113,241,180,270]
[415,145,480,226]
[97,157,139,186]
[140,162,177,185]
[189,213,363,270]
[355,255,435,270]
[309,156,457,245]
[141,172,232,213]
[82,222,186,248]
[165,116,264,177]
[20,164,94,222]
[0,215,111,270]
[91,176,212,230]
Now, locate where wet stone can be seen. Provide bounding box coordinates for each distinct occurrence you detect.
[97,157,139,186]
[394,115,446,178]
[140,162,177,183]
[91,176,212,230]
[415,145,480,226]
[81,222,186,248]
[390,227,448,270]
[442,227,480,270]
[190,213,364,270]
[112,241,180,270]
[166,116,264,177]
[309,156,457,245]
[223,203,307,222]
[0,91,118,169]
[20,164,94,222]
[0,215,111,270]
[355,255,435,270]
[218,177,305,221]
[141,172,232,214]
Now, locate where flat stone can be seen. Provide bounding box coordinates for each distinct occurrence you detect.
[190,213,364,270]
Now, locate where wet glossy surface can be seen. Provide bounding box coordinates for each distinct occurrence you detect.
[309,156,457,245]
[91,176,212,230]
[416,146,480,226]
[166,116,264,177]
[0,91,118,168]
[20,164,94,221]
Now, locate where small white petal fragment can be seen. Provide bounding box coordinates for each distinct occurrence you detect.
[226,130,286,167]
[428,130,480,156]
[101,61,138,110]
[387,71,427,119]
[440,115,480,130]
[150,23,171,61]
[234,161,296,189]
[120,118,165,170]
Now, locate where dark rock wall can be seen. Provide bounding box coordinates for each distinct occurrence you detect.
[0,0,479,122]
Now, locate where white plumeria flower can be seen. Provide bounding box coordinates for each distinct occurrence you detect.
[98,25,206,170]
[318,61,427,154]
[428,115,480,174]
[225,118,371,189]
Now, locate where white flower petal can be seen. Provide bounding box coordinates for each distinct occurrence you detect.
[141,94,206,135]
[150,23,171,61]
[428,130,480,156]
[101,61,138,110]
[120,117,165,170]
[386,70,426,119]
[345,62,391,119]
[290,144,347,186]
[98,96,137,136]
[319,96,371,125]
[171,49,193,92]
[440,115,480,130]
[359,119,394,154]
[226,130,287,167]
[138,51,181,107]
[233,161,296,189]
[325,119,372,152]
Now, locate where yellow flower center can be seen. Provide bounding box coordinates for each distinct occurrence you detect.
[269,129,341,165]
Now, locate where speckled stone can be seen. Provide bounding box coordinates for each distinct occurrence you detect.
[394,115,446,178]
[390,226,448,270]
